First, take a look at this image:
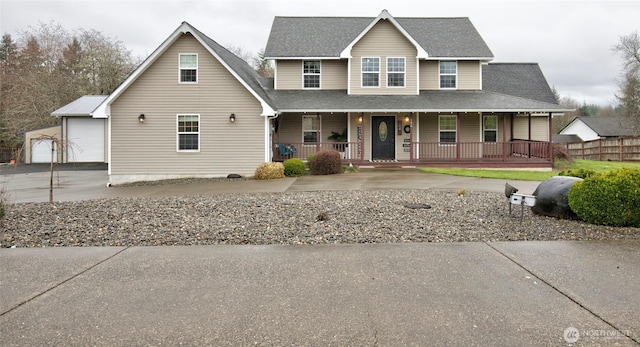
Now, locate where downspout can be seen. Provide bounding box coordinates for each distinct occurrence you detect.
[266,113,279,162]
[409,112,414,162]
[548,112,553,163]
[528,112,532,158]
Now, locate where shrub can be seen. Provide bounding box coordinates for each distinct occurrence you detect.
[553,144,573,162]
[306,153,315,171]
[254,162,285,180]
[558,168,598,179]
[283,158,306,177]
[310,150,342,175]
[568,168,640,227]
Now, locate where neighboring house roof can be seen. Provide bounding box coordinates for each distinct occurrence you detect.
[265,13,493,59]
[552,134,582,143]
[52,95,108,117]
[93,22,276,118]
[267,89,566,113]
[561,117,636,137]
[483,63,558,105]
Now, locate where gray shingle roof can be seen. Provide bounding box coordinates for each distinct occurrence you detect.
[552,134,583,143]
[51,95,108,116]
[483,63,558,104]
[265,16,493,58]
[575,117,636,137]
[267,89,566,112]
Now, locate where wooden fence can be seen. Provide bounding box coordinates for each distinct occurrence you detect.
[564,137,640,161]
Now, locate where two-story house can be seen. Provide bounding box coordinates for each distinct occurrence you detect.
[93,10,568,184]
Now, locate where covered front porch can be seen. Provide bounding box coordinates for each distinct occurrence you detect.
[270,111,554,168]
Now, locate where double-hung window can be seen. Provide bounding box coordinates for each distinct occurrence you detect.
[387,57,405,87]
[483,115,498,142]
[302,115,319,143]
[303,60,321,89]
[439,61,456,89]
[439,115,457,143]
[177,114,199,151]
[179,54,198,83]
[361,57,380,87]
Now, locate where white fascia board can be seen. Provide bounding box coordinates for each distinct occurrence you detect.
[278,108,571,113]
[340,10,429,59]
[265,56,341,60]
[424,57,494,62]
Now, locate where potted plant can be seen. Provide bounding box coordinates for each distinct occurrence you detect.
[327,128,348,158]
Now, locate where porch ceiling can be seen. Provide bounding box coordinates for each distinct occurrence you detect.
[267,90,571,114]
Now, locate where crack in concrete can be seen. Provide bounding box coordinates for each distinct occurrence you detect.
[483,242,640,345]
[0,246,132,317]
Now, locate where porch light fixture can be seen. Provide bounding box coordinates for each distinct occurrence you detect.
[404,115,410,122]
[358,115,363,123]
[229,113,236,123]
[138,114,145,123]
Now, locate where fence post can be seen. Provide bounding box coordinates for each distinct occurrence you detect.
[619,138,623,162]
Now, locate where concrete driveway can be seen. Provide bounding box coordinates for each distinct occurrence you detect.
[1,164,541,203]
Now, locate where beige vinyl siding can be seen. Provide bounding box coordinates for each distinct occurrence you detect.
[458,61,481,90]
[110,33,265,178]
[321,60,348,89]
[511,115,549,141]
[531,117,550,141]
[350,20,418,95]
[419,61,439,90]
[275,60,302,90]
[512,116,528,139]
[275,60,347,90]
[273,113,347,144]
[419,60,481,90]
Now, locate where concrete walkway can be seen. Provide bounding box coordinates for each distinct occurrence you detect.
[0,167,541,203]
[1,167,638,345]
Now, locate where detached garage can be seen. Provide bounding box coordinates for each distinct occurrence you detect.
[52,95,108,163]
[23,125,62,164]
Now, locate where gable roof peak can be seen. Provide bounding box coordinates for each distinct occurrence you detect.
[340,10,429,59]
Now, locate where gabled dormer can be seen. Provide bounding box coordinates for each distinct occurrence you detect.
[264,11,494,94]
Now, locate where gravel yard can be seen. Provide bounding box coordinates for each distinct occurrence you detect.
[2,189,638,248]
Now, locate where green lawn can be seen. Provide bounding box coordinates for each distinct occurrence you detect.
[419,159,640,181]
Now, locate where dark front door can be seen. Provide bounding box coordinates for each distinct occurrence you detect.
[371,116,395,160]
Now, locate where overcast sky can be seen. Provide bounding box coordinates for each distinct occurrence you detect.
[1,0,639,106]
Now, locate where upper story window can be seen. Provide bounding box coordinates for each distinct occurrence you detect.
[439,61,457,89]
[439,115,457,143]
[483,115,498,142]
[177,114,200,151]
[302,115,319,143]
[179,54,198,83]
[387,57,405,87]
[361,57,380,87]
[303,60,321,89]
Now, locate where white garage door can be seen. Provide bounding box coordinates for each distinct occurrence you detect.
[67,118,105,162]
[31,139,57,163]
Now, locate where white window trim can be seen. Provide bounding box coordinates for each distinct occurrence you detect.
[176,114,200,152]
[178,53,198,84]
[483,115,498,142]
[439,61,457,90]
[386,57,406,88]
[361,57,380,88]
[438,114,457,145]
[302,60,321,89]
[302,114,321,144]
